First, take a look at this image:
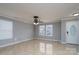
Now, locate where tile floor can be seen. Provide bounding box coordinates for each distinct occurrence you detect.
[0,39,79,55]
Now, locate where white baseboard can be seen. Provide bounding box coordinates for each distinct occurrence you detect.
[61,42,66,44]
[36,38,60,42]
[66,42,79,45]
[0,39,32,48]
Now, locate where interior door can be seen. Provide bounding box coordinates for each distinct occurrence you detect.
[66,21,78,44]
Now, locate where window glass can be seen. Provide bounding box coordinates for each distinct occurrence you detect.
[39,25,45,36]
[39,24,53,36]
[46,25,53,36]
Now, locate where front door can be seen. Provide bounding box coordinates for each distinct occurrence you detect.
[66,21,78,44]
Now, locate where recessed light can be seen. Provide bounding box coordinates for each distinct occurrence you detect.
[72,13,79,16]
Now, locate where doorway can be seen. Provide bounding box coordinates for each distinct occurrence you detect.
[66,21,78,44]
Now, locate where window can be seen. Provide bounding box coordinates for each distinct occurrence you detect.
[46,25,53,36]
[0,20,13,40]
[39,24,53,36]
[39,25,45,36]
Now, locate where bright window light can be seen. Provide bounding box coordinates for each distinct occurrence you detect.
[0,20,13,40]
[39,24,53,36]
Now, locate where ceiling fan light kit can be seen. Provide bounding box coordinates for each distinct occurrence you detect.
[33,16,39,25]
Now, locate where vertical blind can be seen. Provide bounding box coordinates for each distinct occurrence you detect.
[0,20,13,40]
[39,24,53,36]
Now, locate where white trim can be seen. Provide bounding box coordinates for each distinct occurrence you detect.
[66,42,79,45]
[60,41,79,45]
[37,38,60,42]
[0,39,32,48]
[61,41,66,44]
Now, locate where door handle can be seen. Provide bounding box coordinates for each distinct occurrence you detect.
[67,31,69,34]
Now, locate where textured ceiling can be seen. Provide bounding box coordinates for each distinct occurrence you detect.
[0,3,79,23]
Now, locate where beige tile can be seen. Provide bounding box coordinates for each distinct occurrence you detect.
[0,39,78,55]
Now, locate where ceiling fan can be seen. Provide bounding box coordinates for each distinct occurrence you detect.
[33,16,43,25]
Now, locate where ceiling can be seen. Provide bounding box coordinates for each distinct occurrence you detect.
[0,3,79,23]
